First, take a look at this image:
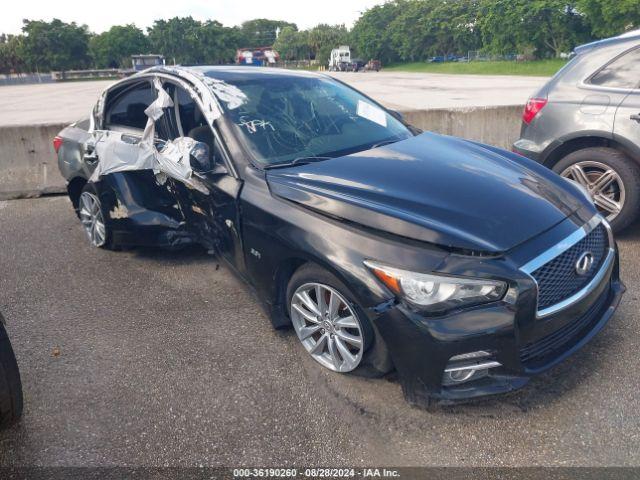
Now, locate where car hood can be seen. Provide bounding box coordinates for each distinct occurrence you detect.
[266,133,587,253]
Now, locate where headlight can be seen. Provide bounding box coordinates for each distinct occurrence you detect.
[364,260,507,313]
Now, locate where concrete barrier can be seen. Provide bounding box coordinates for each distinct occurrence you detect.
[402,105,523,150]
[0,123,68,200]
[0,105,524,200]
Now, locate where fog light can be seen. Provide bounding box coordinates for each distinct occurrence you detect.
[442,351,501,386]
[447,368,476,383]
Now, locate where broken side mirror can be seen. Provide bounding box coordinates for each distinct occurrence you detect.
[189,141,213,173]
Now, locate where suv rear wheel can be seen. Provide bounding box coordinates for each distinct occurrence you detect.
[554,147,640,232]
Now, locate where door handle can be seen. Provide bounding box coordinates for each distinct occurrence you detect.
[121,134,141,145]
[630,114,640,123]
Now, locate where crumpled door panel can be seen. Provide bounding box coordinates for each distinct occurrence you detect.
[82,77,219,250]
[96,170,197,249]
[167,179,229,252]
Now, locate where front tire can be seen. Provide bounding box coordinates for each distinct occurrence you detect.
[554,147,640,232]
[286,264,391,376]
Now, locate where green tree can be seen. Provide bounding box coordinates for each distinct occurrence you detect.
[148,17,242,65]
[424,0,481,58]
[90,24,149,68]
[527,1,588,58]
[351,1,405,64]
[479,0,589,58]
[477,0,519,54]
[0,34,26,74]
[308,24,349,64]
[386,0,481,61]
[576,0,640,37]
[273,26,310,60]
[240,19,297,46]
[148,17,204,64]
[388,0,438,61]
[20,19,91,71]
[199,21,243,64]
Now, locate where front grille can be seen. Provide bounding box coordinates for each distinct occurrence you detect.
[531,224,608,311]
[520,284,610,367]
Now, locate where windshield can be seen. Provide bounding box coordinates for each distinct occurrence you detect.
[205,72,413,166]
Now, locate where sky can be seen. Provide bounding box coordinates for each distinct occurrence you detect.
[1,0,384,34]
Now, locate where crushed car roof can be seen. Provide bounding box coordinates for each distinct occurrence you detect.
[150,65,325,81]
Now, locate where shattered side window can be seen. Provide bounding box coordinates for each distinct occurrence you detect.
[164,83,220,166]
[176,87,204,137]
[159,82,209,141]
[106,81,156,131]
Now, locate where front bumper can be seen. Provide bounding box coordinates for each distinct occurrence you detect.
[370,244,624,407]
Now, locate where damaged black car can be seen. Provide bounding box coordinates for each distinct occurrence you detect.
[55,66,624,406]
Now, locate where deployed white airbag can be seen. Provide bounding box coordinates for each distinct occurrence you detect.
[89,78,208,194]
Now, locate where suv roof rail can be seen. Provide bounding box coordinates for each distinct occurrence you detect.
[575,30,640,55]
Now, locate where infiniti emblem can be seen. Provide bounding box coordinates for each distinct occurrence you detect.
[576,251,594,276]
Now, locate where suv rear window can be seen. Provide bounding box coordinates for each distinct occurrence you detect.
[590,47,640,89]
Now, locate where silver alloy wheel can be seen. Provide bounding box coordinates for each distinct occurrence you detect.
[561,161,625,222]
[290,283,364,373]
[78,191,107,247]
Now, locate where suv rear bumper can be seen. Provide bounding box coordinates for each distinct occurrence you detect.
[512,140,543,163]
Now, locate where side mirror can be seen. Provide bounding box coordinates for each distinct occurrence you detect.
[189,141,213,172]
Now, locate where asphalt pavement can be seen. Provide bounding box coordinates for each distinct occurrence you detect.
[0,196,639,466]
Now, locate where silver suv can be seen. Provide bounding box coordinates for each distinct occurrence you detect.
[514,31,640,232]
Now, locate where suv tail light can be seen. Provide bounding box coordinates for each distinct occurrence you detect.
[53,136,63,153]
[522,98,547,125]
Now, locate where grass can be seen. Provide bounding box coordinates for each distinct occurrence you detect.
[384,59,568,77]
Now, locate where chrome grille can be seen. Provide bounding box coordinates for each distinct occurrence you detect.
[531,224,608,311]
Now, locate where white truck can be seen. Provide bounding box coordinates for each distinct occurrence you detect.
[328,46,352,72]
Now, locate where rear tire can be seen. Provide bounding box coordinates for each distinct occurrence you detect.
[286,263,392,377]
[0,321,23,429]
[78,183,116,249]
[553,147,640,233]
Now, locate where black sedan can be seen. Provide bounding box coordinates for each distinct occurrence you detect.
[54,67,623,406]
